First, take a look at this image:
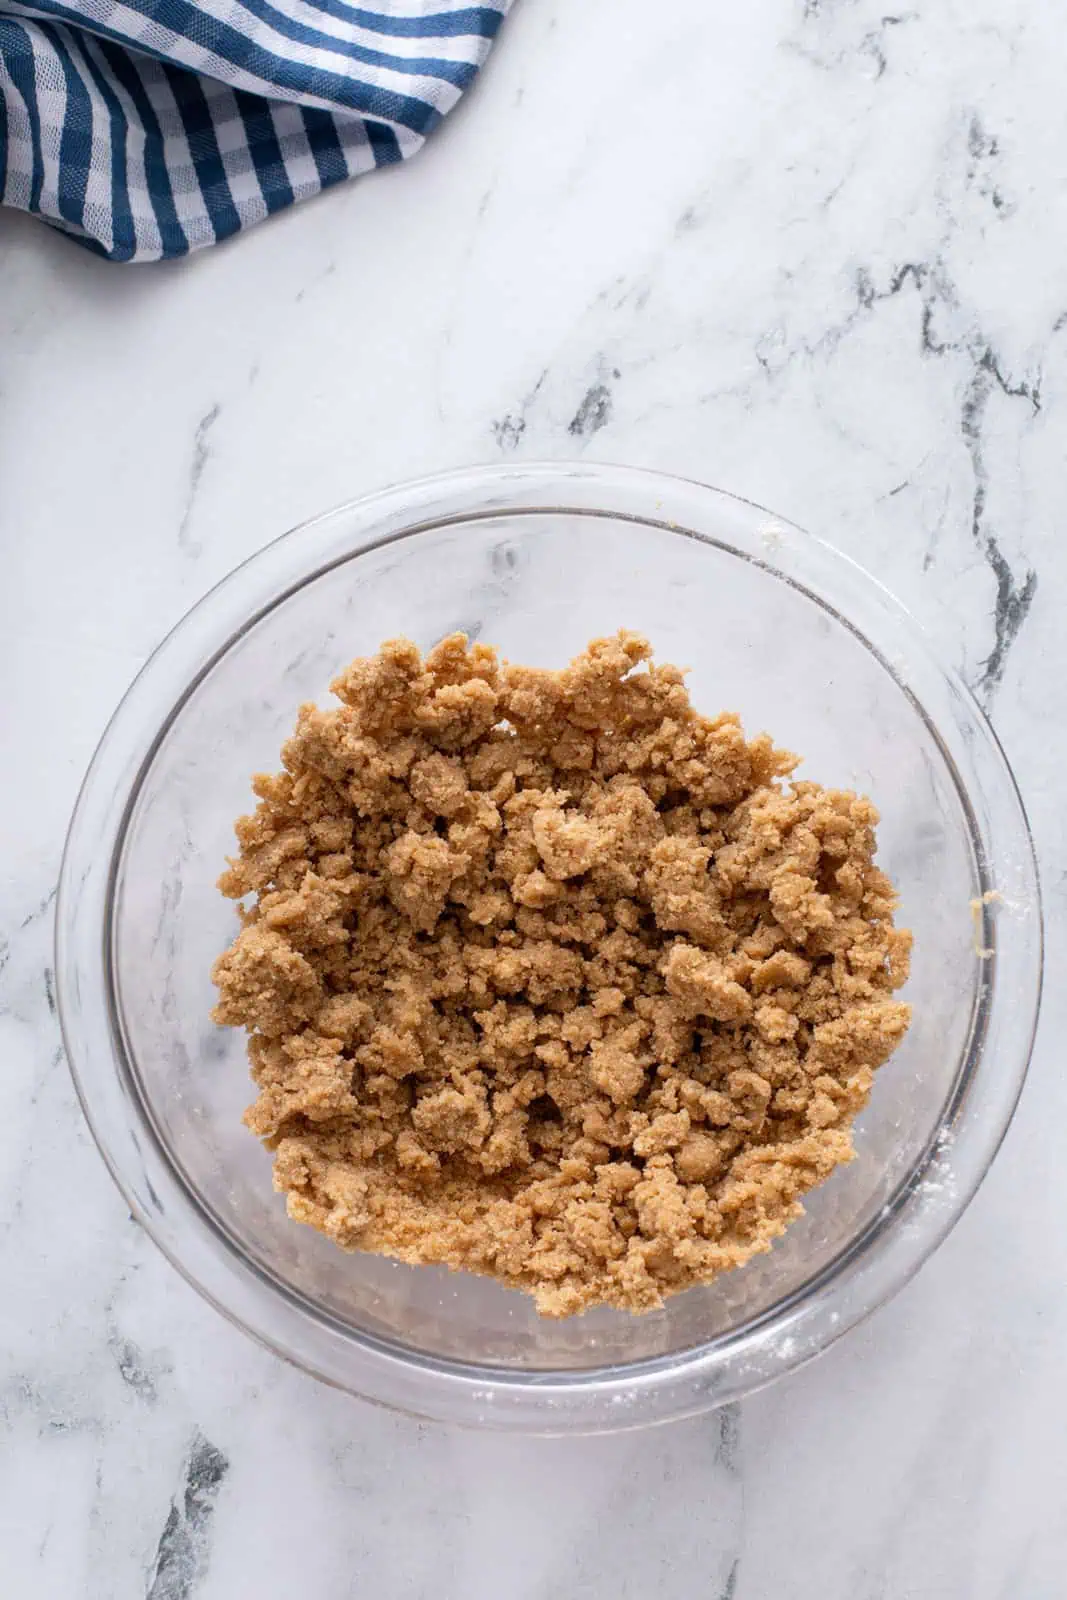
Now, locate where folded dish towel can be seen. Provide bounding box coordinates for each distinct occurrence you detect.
[0,0,511,261]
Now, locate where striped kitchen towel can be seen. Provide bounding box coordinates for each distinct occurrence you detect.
[0,0,511,261]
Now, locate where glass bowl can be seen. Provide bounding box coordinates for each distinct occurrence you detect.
[56,463,1042,1432]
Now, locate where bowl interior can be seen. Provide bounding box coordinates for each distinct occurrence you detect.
[111,511,980,1372]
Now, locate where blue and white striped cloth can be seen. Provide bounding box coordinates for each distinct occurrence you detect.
[0,0,510,260]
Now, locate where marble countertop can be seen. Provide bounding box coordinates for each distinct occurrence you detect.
[3,0,1065,1594]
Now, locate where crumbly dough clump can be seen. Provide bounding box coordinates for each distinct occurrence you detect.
[211,633,911,1317]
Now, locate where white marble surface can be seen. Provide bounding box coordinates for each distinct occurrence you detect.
[2,0,1066,1593]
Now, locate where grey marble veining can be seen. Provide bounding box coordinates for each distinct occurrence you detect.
[2,0,1066,1594]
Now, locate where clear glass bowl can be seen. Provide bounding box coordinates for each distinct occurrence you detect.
[57,463,1042,1432]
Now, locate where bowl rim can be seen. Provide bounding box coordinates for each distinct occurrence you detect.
[56,461,1044,1431]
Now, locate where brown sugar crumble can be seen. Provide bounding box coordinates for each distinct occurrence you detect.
[211,633,912,1318]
